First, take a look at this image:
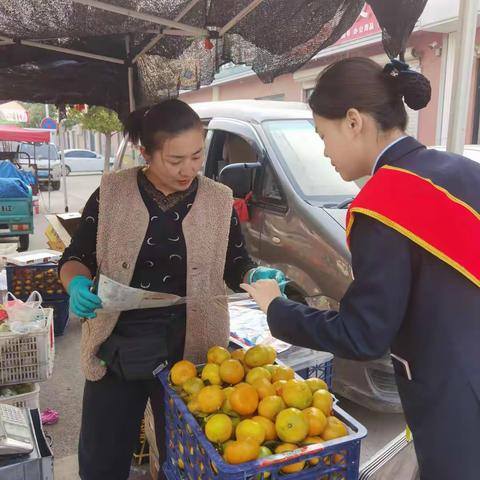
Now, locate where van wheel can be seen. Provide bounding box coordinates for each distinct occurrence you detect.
[52,181,61,191]
[18,235,29,252]
[64,165,71,176]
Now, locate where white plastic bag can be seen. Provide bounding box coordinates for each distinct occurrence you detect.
[4,291,44,333]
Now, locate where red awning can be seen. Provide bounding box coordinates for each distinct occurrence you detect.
[0,125,50,143]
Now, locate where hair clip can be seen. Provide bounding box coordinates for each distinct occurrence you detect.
[383,59,411,78]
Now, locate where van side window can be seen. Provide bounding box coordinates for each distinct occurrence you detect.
[206,131,259,181]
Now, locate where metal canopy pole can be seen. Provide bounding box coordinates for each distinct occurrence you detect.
[57,120,69,212]
[132,0,202,64]
[219,0,265,37]
[116,35,136,171]
[72,0,207,36]
[446,0,480,154]
[0,35,124,64]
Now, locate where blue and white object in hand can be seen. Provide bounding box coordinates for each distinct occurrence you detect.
[248,267,287,294]
[67,275,102,319]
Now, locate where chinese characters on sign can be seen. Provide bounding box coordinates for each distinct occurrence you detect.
[336,5,381,46]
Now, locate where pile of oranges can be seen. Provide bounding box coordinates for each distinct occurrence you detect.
[169,345,349,474]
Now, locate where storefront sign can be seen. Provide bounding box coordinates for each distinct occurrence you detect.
[336,5,381,46]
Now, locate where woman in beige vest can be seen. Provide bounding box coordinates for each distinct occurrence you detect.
[59,99,285,480]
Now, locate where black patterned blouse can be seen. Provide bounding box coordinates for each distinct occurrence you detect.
[59,170,256,298]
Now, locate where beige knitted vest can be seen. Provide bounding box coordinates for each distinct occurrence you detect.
[80,167,233,381]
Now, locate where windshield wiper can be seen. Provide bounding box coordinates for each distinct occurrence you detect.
[335,197,355,209]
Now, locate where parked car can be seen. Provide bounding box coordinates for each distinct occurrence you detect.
[190,100,401,412]
[16,142,62,190]
[60,148,114,174]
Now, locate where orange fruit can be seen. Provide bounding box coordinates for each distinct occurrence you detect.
[221,386,235,413]
[230,383,259,416]
[205,414,233,443]
[305,378,329,393]
[201,363,222,385]
[272,380,287,396]
[264,364,278,375]
[197,385,225,413]
[312,390,333,417]
[207,346,231,365]
[246,366,272,384]
[281,380,313,409]
[257,446,273,478]
[303,436,324,465]
[170,360,197,386]
[231,349,246,363]
[275,443,305,474]
[257,395,286,421]
[265,346,277,364]
[224,440,260,465]
[322,416,348,441]
[252,416,277,441]
[236,419,266,445]
[219,359,245,385]
[252,378,276,399]
[302,407,327,436]
[182,377,204,396]
[271,365,295,382]
[244,345,271,368]
[187,396,200,415]
[275,408,309,443]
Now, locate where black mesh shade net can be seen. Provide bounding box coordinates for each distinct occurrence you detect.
[0,0,427,119]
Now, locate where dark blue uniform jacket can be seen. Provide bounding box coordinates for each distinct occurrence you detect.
[267,137,480,480]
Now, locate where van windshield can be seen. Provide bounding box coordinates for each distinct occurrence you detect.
[263,119,360,204]
[18,143,59,160]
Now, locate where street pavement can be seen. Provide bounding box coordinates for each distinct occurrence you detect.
[30,173,405,477]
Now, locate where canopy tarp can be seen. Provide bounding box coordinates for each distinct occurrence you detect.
[0,0,427,119]
[0,125,50,143]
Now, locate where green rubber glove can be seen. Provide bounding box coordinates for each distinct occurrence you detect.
[67,275,102,319]
[248,267,287,294]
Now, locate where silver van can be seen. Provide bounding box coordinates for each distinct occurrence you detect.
[193,100,401,412]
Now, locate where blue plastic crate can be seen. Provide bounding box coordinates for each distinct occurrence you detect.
[229,338,333,390]
[296,361,334,388]
[42,297,69,336]
[7,263,66,301]
[158,370,367,480]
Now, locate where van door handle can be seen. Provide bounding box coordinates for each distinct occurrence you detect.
[272,236,281,244]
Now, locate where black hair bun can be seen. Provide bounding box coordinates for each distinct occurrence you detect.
[398,70,431,111]
[383,60,431,111]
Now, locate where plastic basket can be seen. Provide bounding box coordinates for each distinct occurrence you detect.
[159,371,367,480]
[42,296,69,336]
[0,383,40,409]
[296,361,334,387]
[6,263,66,301]
[229,338,334,390]
[0,308,55,386]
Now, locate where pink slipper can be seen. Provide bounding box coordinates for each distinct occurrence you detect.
[41,408,59,425]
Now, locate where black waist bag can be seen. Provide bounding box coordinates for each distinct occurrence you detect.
[97,333,169,381]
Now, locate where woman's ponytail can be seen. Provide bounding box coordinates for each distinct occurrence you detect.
[123,106,149,146]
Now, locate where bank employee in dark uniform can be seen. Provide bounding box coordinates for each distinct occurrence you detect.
[242,58,480,480]
[59,99,285,480]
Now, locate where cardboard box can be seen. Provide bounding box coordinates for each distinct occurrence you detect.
[144,401,158,457]
[149,449,160,480]
[44,213,81,251]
